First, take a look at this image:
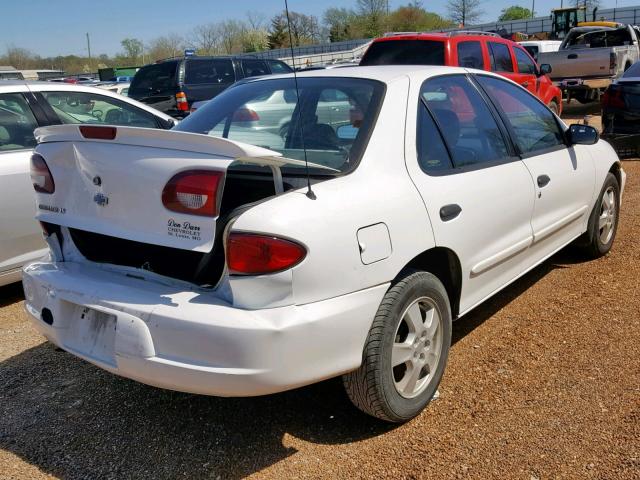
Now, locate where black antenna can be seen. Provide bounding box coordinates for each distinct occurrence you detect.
[284,0,316,200]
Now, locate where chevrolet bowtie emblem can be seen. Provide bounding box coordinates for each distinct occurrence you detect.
[93,193,109,206]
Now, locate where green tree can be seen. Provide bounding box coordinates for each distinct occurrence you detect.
[499,5,533,21]
[387,5,454,31]
[324,7,357,42]
[267,11,319,49]
[356,0,389,37]
[120,38,143,62]
[267,15,289,49]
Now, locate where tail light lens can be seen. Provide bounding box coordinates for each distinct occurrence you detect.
[602,87,625,109]
[232,108,260,122]
[610,52,617,71]
[162,170,224,217]
[176,92,189,111]
[227,233,306,275]
[30,154,55,194]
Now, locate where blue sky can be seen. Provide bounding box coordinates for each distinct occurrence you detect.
[0,0,629,57]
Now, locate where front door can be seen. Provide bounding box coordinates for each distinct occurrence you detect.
[476,75,595,260]
[511,46,540,97]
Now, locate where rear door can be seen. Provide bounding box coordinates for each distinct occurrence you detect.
[183,58,236,104]
[512,46,539,96]
[476,74,595,258]
[127,61,179,114]
[0,92,47,274]
[405,74,536,314]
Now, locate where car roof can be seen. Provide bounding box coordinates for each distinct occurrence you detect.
[371,32,508,43]
[239,65,497,85]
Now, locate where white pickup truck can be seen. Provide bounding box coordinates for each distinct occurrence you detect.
[539,24,640,103]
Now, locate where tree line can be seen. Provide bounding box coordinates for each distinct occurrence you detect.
[0,0,599,74]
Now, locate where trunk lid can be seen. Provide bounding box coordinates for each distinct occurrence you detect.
[33,125,316,254]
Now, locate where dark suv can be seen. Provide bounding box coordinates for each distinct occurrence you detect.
[128,56,293,118]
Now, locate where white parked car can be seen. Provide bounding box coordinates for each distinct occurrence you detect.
[95,82,131,96]
[0,81,176,286]
[22,66,624,422]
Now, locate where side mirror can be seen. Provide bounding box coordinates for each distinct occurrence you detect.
[567,124,599,145]
[539,63,552,75]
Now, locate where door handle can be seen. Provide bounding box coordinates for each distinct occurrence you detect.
[568,53,578,59]
[522,81,529,87]
[537,174,551,188]
[440,204,462,222]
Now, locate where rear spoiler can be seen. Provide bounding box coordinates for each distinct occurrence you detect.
[34,124,337,193]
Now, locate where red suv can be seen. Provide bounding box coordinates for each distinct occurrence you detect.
[361,31,562,115]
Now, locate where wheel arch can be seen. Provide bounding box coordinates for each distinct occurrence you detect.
[398,247,462,319]
[609,161,622,188]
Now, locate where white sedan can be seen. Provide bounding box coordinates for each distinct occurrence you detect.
[23,66,623,422]
[0,81,175,286]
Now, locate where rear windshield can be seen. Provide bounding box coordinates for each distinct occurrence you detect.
[174,77,385,175]
[129,62,178,97]
[563,28,632,48]
[360,40,445,66]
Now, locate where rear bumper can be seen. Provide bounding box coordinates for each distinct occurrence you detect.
[22,261,387,397]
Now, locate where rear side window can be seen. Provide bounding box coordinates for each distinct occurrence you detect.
[477,75,565,155]
[488,42,514,72]
[514,48,537,75]
[185,59,235,85]
[457,41,484,69]
[129,62,177,96]
[0,93,38,151]
[420,75,508,169]
[242,59,269,77]
[268,60,293,73]
[360,40,445,66]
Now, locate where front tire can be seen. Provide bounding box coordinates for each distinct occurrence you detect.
[343,270,452,423]
[579,172,620,258]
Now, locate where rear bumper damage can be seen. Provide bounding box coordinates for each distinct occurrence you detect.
[22,261,386,397]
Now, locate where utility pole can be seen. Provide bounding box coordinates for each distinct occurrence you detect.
[86,32,92,65]
[531,0,535,17]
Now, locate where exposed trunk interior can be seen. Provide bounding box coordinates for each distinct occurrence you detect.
[66,166,311,287]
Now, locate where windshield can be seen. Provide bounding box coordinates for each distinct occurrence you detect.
[360,40,445,66]
[174,77,385,174]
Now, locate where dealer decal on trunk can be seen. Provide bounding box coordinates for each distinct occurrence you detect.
[167,219,202,241]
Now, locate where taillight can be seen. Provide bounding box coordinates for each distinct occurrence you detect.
[176,92,189,111]
[610,52,617,71]
[80,125,117,140]
[232,108,260,122]
[226,233,306,275]
[602,87,625,109]
[30,154,55,194]
[162,170,224,217]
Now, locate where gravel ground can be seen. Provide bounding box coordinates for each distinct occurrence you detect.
[1,119,639,479]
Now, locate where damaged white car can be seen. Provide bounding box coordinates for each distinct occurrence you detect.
[23,66,624,422]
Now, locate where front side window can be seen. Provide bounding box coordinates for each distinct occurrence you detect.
[242,59,269,77]
[0,93,38,151]
[488,42,514,73]
[477,75,565,155]
[175,77,385,174]
[41,91,158,128]
[420,75,509,169]
[457,41,484,69]
[514,48,537,75]
[268,60,293,73]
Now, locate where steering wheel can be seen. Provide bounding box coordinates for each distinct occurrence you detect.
[92,109,103,120]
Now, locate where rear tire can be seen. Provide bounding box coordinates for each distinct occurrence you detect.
[578,172,620,258]
[343,270,452,423]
